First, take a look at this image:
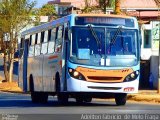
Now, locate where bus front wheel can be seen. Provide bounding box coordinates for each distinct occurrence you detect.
[115,93,127,106]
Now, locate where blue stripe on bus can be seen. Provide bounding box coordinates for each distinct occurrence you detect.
[48,60,58,64]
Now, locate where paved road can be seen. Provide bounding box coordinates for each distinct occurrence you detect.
[0,92,160,120]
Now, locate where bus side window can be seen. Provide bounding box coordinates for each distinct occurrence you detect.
[31,34,36,45]
[51,28,56,41]
[41,31,45,43]
[64,22,69,40]
[41,31,48,54]
[48,29,51,42]
[35,33,38,44]
[48,28,56,54]
[35,33,41,56]
[28,34,35,57]
[41,42,48,54]
[20,38,24,49]
[19,38,24,58]
[29,35,32,46]
[44,30,48,43]
[55,25,63,52]
[37,33,41,44]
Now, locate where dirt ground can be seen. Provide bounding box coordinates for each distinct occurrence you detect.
[0,81,22,92]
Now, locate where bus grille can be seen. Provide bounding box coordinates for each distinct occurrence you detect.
[88,86,122,90]
[87,76,123,83]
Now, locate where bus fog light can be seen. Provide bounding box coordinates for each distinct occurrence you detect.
[73,71,79,77]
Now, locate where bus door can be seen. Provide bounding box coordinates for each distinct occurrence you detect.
[62,23,69,91]
[23,39,29,92]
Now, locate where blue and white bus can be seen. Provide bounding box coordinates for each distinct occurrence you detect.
[19,14,141,105]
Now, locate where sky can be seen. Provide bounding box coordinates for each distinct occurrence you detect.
[33,0,51,8]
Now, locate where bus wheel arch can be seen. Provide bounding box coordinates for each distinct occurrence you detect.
[55,72,61,92]
[29,74,34,92]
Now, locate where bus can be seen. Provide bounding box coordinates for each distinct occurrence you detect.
[18,14,141,106]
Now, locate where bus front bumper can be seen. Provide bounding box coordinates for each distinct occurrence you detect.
[67,77,139,93]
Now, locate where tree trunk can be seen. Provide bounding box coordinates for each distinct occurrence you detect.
[115,0,121,14]
[3,54,9,82]
[9,58,14,83]
[103,5,107,14]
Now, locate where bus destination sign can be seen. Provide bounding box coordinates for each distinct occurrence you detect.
[75,17,134,27]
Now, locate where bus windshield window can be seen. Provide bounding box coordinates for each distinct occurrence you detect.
[70,26,138,67]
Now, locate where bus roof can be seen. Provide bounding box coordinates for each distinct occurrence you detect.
[76,14,134,19]
[21,14,137,36]
[21,14,72,36]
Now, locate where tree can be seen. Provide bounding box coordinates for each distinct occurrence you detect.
[115,0,121,14]
[34,4,57,24]
[39,4,57,16]
[0,0,36,82]
[82,0,115,14]
[97,0,115,14]
[82,0,94,13]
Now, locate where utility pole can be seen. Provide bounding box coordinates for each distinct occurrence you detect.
[157,0,160,93]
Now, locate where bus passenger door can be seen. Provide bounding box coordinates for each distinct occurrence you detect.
[61,25,69,91]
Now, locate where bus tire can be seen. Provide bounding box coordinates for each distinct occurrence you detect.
[115,93,127,106]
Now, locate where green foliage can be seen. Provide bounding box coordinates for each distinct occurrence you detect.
[0,0,36,82]
[0,0,36,37]
[82,0,115,14]
[39,4,57,16]
[97,0,115,13]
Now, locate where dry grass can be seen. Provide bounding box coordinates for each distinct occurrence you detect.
[0,81,22,92]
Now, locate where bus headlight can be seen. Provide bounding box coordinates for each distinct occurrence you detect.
[68,68,86,80]
[124,70,139,82]
[73,71,79,77]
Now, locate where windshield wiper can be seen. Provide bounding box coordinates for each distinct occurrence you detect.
[88,24,101,48]
[111,26,122,45]
[87,24,102,55]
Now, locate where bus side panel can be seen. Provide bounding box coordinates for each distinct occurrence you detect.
[42,54,56,92]
[27,56,43,91]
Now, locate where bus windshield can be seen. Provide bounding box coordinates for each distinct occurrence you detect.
[70,26,139,67]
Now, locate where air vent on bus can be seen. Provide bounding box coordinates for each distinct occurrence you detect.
[88,86,122,90]
[87,76,123,83]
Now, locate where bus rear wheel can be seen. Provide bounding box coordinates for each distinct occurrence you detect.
[31,92,48,103]
[115,93,127,106]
